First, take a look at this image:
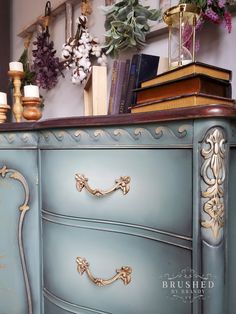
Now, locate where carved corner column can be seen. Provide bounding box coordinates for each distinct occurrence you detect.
[200,127,228,314]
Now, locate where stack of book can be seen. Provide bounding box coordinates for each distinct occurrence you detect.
[131,62,235,113]
[108,54,168,114]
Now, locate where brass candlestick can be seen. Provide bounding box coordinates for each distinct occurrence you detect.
[0,104,10,123]
[22,97,42,121]
[8,70,25,122]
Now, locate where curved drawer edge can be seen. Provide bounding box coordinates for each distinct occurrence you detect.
[42,210,192,250]
[44,288,109,314]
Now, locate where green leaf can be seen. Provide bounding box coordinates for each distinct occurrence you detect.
[102,0,162,56]
[105,44,115,55]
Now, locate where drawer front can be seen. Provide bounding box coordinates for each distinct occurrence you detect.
[44,299,71,314]
[42,217,191,314]
[41,149,192,236]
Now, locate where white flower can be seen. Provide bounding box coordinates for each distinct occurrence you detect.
[72,75,81,84]
[71,67,88,84]
[79,32,92,45]
[74,45,89,59]
[97,53,107,66]
[78,68,87,81]
[62,44,73,52]
[78,57,91,70]
[91,44,102,57]
[62,49,71,59]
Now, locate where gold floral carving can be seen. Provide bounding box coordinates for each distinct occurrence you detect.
[0,165,30,212]
[200,128,226,239]
[75,174,130,197]
[0,165,32,314]
[76,257,132,286]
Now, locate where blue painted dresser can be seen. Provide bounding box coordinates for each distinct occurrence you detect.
[0,105,235,314]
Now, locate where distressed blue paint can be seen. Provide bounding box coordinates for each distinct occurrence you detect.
[43,219,191,314]
[0,150,41,314]
[0,116,235,314]
[38,122,193,149]
[41,148,192,237]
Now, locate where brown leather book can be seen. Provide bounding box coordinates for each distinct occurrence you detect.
[131,93,235,113]
[141,62,232,88]
[135,74,232,105]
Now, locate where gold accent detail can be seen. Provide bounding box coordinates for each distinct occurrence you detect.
[201,128,225,238]
[163,4,200,26]
[0,165,32,314]
[75,174,130,197]
[0,166,30,212]
[76,257,132,286]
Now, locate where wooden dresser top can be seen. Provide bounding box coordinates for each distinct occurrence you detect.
[0,104,236,131]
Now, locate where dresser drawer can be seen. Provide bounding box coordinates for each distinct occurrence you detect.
[41,149,192,236]
[42,217,191,314]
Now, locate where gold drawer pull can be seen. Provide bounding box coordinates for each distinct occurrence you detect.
[76,257,132,287]
[75,174,131,197]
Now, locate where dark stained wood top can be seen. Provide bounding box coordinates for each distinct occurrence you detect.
[0,105,236,132]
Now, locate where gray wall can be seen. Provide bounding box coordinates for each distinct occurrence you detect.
[10,0,236,120]
[0,0,10,98]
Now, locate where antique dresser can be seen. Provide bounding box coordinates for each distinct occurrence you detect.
[0,105,235,314]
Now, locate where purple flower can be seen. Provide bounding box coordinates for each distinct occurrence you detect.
[203,8,221,23]
[218,0,226,8]
[224,11,232,33]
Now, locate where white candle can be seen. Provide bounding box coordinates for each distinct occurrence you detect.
[9,61,24,72]
[24,85,40,98]
[0,92,7,105]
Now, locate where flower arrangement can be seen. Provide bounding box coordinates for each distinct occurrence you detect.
[102,0,161,57]
[32,1,64,90]
[61,15,107,84]
[32,31,64,90]
[181,0,232,33]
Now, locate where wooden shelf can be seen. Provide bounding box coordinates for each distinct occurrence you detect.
[1,105,236,132]
[18,0,81,38]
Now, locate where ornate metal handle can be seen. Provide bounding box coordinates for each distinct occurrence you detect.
[76,257,132,287]
[75,174,131,197]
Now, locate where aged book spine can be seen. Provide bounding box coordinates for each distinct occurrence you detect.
[136,75,232,105]
[123,54,161,113]
[119,59,131,114]
[111,60,126,114]
[123,54,139,113]
[108,60,118,115]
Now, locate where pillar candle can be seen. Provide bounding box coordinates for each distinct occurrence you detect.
[0,92,7,105]
[24,85,40,98]
[9,61,24,72]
